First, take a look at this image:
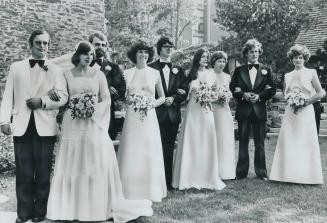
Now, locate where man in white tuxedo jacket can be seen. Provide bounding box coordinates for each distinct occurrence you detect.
[0,30,68,223]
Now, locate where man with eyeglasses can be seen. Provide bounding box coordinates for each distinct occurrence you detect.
[149,37,188,190]
[88,32,126,140]
[0,29,68,223]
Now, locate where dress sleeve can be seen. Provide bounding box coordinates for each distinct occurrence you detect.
[153,71,165,107]
[91,71,111,130]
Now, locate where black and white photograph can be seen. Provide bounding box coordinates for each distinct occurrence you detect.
[0,0,326,222]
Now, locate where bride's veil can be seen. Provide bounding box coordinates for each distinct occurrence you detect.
[49,52,74,71]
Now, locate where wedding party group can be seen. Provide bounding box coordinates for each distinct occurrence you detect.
[0,29,325,223]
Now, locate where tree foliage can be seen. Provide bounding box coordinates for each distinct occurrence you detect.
[104,0,196,58]
[215,0,318,75]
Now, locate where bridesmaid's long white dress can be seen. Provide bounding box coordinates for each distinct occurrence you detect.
[270,68,324,184]
[213,72,236,180]
[117,66,167,202]
[172,69,226,190]
[47,69,153,222]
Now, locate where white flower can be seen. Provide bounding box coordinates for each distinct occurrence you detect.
[261,69,268,75]
[172,67,179,74]
[105,65,112,71]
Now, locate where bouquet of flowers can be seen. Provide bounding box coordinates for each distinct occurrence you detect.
[285,88,308,114]
[193,82,218,112]
[68,93,96,119]
[126,90,153,121]
[216,87,233,105]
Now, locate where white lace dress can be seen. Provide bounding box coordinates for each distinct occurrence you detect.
[47,69,153,222]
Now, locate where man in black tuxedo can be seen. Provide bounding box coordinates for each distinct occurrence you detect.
[149,37,188,190]
[89,32,126,140]
[230,39,276,180]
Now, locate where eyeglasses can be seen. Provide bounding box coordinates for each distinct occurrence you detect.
[162,45,173,49]
[34,41,49,46]
[94,43,107,47]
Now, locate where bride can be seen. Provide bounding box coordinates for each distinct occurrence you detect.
[46,41,153,222]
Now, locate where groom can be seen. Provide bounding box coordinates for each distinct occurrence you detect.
[230,39,276,180]
[149,37,188,190]
[0,30,68,223]
[88,32,126,140]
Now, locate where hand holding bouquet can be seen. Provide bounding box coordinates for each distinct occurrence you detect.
[216,87,232,105]
[68,93,96,119]
[285,88,308,114]
[193,82,218,112]
[127,90,154,121]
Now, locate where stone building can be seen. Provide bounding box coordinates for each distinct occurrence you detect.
[0,0,106,94]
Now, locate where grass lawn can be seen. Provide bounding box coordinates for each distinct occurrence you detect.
[1,136,327,223]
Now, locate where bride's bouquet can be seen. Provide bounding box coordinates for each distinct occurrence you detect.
[216,87,233,105]
[285,88,308,114]
[127,90,154,121]
[193,82,218,112]
[68,93,96,119]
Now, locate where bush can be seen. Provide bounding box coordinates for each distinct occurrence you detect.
[0,134,15,173]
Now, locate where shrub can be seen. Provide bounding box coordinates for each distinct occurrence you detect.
[0,134,15,173]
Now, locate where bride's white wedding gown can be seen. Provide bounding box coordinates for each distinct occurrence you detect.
[47,69,153,222]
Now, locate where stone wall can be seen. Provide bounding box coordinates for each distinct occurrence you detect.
[0,0,106,84]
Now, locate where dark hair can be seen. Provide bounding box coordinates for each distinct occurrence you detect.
[188,48,210,81]
[156,37,174,55]
[210,51,228,68]
[28,30,50,47]
[287,44,311,62]
[88,32,108,45]
[127,40,154,64]
[71,41,94,66]
[242,38,263,58]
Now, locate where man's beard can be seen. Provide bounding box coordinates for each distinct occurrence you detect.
[95,48,106,59]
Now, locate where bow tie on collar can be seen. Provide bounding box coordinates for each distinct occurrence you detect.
[29,59,45,68]
[248,64,259,70]
[90,58,103,67]
[160,61,172,69]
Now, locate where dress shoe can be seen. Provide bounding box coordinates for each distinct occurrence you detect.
[32,216,46,222]
[235,176,247,180]
[258,176,269,181]
[16,217,30,223]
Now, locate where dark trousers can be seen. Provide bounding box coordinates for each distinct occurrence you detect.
[13,113,56,219]
[236,113,267,178]
[313,101,323,134]
[109,105,118,140]
[159,120,179,190]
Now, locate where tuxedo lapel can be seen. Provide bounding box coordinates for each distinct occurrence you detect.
[253,64,264,90]
[32,64,47,96]
[240,66,252,89]
[167,70,176,92]
[156,61,168,95]
[22,60,32,98]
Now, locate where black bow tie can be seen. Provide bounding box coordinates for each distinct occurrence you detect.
[248,64,259,70]
[160,61,172,69]
[29,59,45,68]
[90,58,103,67]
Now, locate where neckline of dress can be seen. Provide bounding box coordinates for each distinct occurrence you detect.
[69,69,97,79]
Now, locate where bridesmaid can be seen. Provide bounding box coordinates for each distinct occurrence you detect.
[270,44,324,184]
[211,51,236,180]
[172,48,226,190]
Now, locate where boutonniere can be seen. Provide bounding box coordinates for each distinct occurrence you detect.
[42,65,48,72]
[172,67,179,74]
[261,69,268,75]
[105,65,112,71]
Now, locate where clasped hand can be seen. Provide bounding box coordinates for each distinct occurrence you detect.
[26,97,42,109]
[243,92,259,103]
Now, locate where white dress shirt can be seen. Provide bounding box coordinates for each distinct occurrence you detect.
[160,58,171,89]
[249,65,258,87]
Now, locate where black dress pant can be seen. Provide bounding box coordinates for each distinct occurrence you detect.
[13,113,56,219]
[159,120,179,189]
[236,113,267,178]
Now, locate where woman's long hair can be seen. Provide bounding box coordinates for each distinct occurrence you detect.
[188,48,210,82]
